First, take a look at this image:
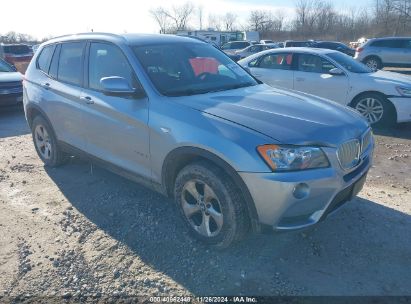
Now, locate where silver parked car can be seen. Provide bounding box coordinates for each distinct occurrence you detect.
[355,37,411,71]
[220,40,252,55]
[23,33,373,248]
[235,44,278,59]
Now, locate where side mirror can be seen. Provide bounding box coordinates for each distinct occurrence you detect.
[100,76,145,98]
[329,68,344,76]
[11,65,17,72]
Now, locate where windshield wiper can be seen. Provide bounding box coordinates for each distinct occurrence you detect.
[165,82,256,97]
[207,82,256,93]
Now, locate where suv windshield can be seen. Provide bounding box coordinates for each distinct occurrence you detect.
[0,59,13,72]
[133,43,258,97]
[327,52,371,73]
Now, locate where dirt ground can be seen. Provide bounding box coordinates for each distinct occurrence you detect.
[0,106,410,299]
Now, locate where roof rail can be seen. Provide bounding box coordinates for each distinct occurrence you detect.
[47,32,124,41]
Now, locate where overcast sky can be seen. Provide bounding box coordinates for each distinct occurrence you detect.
[1,0,371,39]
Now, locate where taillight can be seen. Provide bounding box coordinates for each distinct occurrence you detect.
[356,47,363,53]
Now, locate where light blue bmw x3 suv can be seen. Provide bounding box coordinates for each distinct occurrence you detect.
[23,33,374,247]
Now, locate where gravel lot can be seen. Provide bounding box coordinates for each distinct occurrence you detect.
[0,106,410,299]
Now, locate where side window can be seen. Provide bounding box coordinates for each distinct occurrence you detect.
[58,42,85,86]
[88,43,135,91]
[372,39,404,48]
[37,45,56,73]
[405,40,411,49]
[221,43,231,50]
[297,54,336,73]
[256,53,293,70]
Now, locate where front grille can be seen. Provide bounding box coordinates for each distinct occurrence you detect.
[0,87,22,94]
[337,139,360,170]
[361,129,373,153]
[0,81,23,95]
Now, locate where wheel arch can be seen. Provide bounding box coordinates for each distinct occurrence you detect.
[26,104,51,128]
[161,146,260,230]
[349,90,397,123]
[26,104,60,140]
[349,90,389,107]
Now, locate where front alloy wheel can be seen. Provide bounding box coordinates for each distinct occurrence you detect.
[355,97,384,125]
[353,93,395,127]
[174,161,250,248]
[181,180,223,237]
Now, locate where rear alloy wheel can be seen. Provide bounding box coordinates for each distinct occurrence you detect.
[31,116,68,167]
[353,94,395,127]
[364,57,382,71]
[174,161,250,248]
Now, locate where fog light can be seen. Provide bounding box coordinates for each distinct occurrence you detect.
[293,183,310,199]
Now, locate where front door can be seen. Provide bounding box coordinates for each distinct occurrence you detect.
[80,42,151,179]
[249,52,294,90]
[293,53,349,104]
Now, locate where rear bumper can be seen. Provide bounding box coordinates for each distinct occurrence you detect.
[388,97,411,123]
[240,144,373,230]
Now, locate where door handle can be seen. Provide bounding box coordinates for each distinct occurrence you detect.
[80,96,94,104]
[254,74,262,77]
[296,77,305,82]
[42,82,50,90]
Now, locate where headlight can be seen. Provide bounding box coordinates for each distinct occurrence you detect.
[257,145,330,171]
[396,86,411,97]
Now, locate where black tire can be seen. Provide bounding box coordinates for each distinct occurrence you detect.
[363,56,383,71]
[352,93,396,128]
[31,116,68,167]
[174,161,250,248]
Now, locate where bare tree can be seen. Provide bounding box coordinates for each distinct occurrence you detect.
[224,13,237,31]
[208,14,223,30]
[164,2,195,31]
[150,7,170,34]
[248,10,269,31]
[198,5,204,30]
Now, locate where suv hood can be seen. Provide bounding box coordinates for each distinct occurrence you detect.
[176,84,369,146]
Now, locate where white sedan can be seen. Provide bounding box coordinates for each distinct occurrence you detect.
[238,47,411,127]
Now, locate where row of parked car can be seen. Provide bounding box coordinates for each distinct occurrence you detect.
[215,37,411,127]
[220,39,355,59]
[221,37,411,73]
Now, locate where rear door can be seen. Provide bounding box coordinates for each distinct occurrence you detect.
[36,42,88,150]
[248,52,294,90]
[79,42,151,178]
[293,53,349,104]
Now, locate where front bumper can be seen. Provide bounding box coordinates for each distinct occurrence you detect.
[388,97,411,123]
[240,143,373,230]
[0,93,23,106]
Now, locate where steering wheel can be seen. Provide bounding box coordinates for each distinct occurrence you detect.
[196,72,213,81]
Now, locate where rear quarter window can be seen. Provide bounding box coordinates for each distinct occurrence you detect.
[37,45,56,73]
